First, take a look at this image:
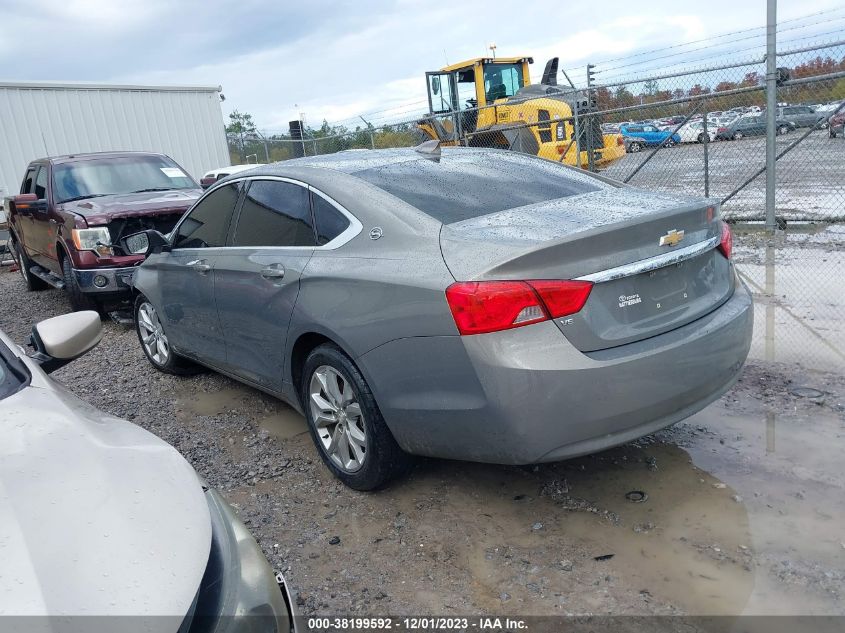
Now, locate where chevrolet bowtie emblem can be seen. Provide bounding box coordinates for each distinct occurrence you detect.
[659,229,685,247]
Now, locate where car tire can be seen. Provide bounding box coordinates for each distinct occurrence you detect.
[733,131,743,140]
[9,235,49,291]
[778,125,789,135]
[697,133,705,143]
[301,343,412,491]
[61,256,101,313]
[830,129,837,139]
[628,141,642,153]
[134,294,201,375]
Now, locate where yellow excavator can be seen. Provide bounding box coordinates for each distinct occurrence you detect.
[417,56,624,169]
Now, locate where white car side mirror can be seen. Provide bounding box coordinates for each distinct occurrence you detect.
[30,311,103,373]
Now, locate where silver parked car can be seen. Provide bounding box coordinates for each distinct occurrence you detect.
[124,147,752,490]
[0,312,295,630]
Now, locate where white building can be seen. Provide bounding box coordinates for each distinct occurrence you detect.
[0,81,230,199]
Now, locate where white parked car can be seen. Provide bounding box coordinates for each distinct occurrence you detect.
[200,163,265,189]
[0,312,296,631]
[677,120,717,143]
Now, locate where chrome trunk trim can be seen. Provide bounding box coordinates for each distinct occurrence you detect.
[575,235,720,284]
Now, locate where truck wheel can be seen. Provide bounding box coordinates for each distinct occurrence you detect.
[628,141,642,153]
[134,294,202,375]
[301,343,413,491]
[9,237,49,291]
[61,256,101,313]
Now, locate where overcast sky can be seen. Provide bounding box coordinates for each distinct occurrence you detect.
[0,0,840,132]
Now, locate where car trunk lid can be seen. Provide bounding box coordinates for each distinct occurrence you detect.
[439,187,734,351]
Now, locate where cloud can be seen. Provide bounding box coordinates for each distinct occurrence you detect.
[0,0,839,131]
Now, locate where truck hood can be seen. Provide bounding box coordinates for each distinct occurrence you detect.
[60,189,201,225]
[0,363,211,618]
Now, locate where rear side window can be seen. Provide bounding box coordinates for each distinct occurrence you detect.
[354,151,604,224]
[232,180,315,247]
[312,194,350,245]
[173,183,239,249]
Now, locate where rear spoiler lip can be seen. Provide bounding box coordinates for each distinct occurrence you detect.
[575,235,720,284]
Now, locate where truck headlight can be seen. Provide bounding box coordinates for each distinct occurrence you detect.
[71,227,112,256]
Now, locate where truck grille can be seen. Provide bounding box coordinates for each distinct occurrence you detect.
[106,213,183,247]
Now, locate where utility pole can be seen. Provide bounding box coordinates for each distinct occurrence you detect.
[765,0,777,231]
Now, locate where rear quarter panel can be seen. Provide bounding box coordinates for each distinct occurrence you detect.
[284,172,459,378]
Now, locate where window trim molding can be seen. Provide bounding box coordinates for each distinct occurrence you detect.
[171,175,362,252]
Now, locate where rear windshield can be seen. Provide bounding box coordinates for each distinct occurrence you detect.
[354,151,605,223]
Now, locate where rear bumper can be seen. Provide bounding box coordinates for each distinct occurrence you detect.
[360,280,752,464]
[73,266,136,294]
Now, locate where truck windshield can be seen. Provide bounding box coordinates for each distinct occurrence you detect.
[53,155,197,203]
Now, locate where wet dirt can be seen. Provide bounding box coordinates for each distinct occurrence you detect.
[1,229,843,617]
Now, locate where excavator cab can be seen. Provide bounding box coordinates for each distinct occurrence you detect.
[419,56,625,168]
[424,57,532,141]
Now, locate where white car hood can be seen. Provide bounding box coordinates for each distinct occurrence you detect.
[0,369,211,618]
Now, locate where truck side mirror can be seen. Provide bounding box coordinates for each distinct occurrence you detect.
[120,229,170,256]
[13,193,47,212]
[30,311,103,374]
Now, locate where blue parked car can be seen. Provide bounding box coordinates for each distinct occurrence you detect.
[619,124,681,152]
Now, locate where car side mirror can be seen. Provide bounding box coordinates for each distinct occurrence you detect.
[29,311,102,374]
[120,229,170,256]
[13,193,47,212]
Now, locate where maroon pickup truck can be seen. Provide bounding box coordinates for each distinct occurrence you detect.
[6,152,201,312]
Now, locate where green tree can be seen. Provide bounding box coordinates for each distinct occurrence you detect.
[226,110,258,161]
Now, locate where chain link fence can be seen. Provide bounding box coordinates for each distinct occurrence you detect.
[229,35,845,372]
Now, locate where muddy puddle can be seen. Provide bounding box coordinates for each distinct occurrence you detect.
[683,401,845,615]
[174,384,307,440]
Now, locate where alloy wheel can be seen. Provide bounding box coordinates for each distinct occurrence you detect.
[137,302,170,365]
[309,365,367,473]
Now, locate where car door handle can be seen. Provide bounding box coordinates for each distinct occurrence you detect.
[186,259,211,273]
[260,265,285,280]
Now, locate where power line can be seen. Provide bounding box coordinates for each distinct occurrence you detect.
[560,5,845,74]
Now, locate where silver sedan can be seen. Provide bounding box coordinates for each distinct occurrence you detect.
[126,147,752,490]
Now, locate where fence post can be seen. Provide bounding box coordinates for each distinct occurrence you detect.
[573,102,582,169]
[701,108,710,198]
[765,0,777,231]
[586,64,596,172]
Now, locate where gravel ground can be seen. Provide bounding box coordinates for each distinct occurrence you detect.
[1,230,843,618]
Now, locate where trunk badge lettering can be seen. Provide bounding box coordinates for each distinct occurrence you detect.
[659,229,685,247]
[618,293,642,308]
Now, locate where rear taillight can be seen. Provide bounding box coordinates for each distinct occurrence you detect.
[445,280,593,335]
[528,280,593,318]
[616,136,624,146]
[718,221,733,259]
